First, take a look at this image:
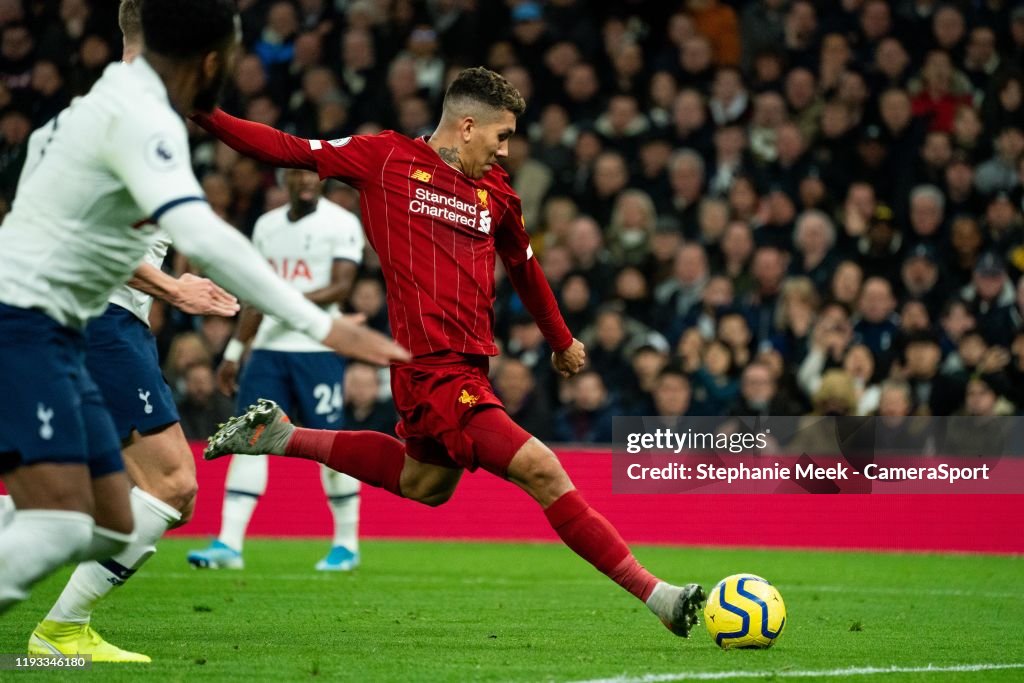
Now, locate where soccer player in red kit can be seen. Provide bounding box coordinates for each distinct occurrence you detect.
[196,67,705,636]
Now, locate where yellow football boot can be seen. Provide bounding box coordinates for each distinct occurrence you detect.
[28,620,151,663]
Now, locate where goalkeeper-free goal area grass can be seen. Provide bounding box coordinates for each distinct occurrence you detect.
[2,539,1022,682]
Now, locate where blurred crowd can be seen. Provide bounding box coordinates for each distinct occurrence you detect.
[3,0,1024,444]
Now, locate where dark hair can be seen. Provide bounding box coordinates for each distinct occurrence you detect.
[657,367,690,385]
[118,0,141,43]
[141,0,236,60]
[444,67,526,117]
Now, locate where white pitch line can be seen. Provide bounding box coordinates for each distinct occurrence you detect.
[569,662,1024,683]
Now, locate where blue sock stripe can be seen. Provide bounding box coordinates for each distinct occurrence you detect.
[225,489,261,499]
[328,493,360,503]
[99,558,136,582]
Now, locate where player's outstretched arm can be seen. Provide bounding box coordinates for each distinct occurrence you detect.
[191,109,318,171]
[503,253,585,376]
[128,263,240,317]
[159,201,410,366]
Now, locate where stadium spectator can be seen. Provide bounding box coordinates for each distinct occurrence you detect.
[177,363,234,441]
[651,368,696,418]
[342,362,398,437]
[495,356,553,440]
[730,360,799,416]
[553,370,615,444]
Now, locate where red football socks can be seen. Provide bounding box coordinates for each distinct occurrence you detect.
[285,428,406,496]
[543,490,659,601]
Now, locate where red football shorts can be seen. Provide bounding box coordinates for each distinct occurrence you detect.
[391,351,532,475]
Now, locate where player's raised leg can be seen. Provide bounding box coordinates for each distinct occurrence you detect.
[205,399,416,498]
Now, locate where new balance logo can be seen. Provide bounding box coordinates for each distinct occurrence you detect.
[410,169,432,183]
[37,403,54,441]
[138,388,153,415]
[458,390,479,407]
[248,424,266,446]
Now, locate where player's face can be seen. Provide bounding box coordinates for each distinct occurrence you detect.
[285,169,323,209]
[465,109,516,179]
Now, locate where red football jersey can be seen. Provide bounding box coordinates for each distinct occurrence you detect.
[193,110,573,358]
[309,132,530,357]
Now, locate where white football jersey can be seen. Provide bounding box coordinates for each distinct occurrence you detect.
[251,198,364,352]
[0,57,202,329]
[19,116,172,327]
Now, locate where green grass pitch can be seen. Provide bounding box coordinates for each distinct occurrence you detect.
[1,539,1022,682]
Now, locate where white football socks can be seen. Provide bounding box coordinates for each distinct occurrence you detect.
[0,494,15,529]
[321,466,360,551]
[645,582,681,620]
[217,454,268,552]
[78,524,135,563]
[46,487,181,624]
[0,510,93,614]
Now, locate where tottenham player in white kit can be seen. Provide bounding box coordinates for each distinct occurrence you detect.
[0,0,407,638]
[1,1,236,662]
[188,169,366,572]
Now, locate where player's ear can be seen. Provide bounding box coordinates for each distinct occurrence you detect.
[201,51,221,81]
[459,116,474,143]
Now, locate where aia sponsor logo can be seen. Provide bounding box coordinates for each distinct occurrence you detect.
[268,257,313,281]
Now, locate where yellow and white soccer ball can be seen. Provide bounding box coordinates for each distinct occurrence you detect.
[704,573,786,649]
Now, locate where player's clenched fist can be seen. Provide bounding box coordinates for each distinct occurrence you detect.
[551,338,586,378]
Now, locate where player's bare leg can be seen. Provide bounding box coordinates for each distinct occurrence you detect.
[122,424,197,526]
[31,424,192,662]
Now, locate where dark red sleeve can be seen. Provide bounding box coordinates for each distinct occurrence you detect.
[191,109,381,187]
[492,184,572,352]
[191,109,318,171]
[505,255,574,353]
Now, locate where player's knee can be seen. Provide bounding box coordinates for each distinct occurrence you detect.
[403,478,456,507]
[174,488,197,527]
[509,444,573,502]
[145,469,198,516]
[418,486,455,507]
